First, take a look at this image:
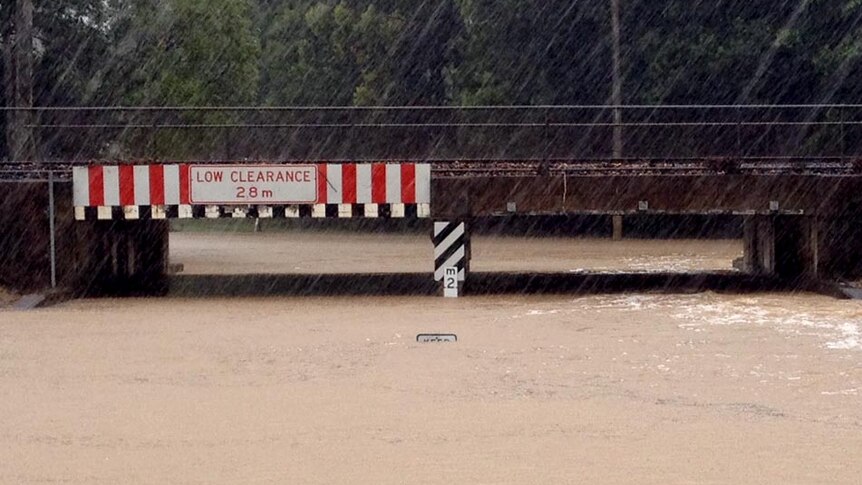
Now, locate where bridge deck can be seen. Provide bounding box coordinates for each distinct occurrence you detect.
[5,158,862,219]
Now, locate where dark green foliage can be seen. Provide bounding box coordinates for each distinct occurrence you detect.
[5,0,862,160]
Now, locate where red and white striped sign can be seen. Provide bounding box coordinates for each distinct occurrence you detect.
[315,163,430,205]
[73,163,431,207]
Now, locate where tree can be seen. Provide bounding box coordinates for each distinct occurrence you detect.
[260,1,416,106]
[2,0,34,161]
[448,1,613,106]
[259,1,360,106]
[2,0,111,160]
[111,0,260,106]
[363,0,461,106]
[103,0,260,158]
[8,0,862,161]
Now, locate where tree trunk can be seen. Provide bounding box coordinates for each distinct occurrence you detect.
[2,12,11,161]
[610,0,623,159]
[5,0,35,162]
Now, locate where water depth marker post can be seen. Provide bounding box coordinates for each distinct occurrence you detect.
[433,221,469,298]
[443,266,459,298]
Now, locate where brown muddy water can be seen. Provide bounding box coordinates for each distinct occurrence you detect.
[170,231,741,275]
[1,233,859,484]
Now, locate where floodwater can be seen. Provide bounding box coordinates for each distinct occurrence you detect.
[1,233,860,484]
[170,231,742,274]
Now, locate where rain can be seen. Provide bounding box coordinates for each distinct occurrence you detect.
[1,1,862,483]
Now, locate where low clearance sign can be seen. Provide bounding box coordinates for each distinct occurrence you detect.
[189,165,317,204]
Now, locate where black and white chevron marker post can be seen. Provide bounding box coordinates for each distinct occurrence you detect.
[433,221,471,296]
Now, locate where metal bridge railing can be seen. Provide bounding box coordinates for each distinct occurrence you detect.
[2,105,862,163]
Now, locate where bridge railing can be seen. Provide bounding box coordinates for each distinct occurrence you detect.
[2,105,862,163]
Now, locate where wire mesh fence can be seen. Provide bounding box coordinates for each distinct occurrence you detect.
[2,105,862,163]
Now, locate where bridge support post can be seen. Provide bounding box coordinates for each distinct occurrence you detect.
[743,216,775,276]
[75,220,169,296]
[774,216,816,281]
[744,215,826,282]
[612,215,624,241]
[813,215,862,280]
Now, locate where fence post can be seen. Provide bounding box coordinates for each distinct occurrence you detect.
[541,107,550,175]
[840,106,846,158]
[736,106,742,158]
[48,170,56,288]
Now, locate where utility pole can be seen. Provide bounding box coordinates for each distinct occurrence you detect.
[610,0,623,159]
[4,0,35,161]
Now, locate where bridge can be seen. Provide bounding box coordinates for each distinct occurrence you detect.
[3,105,862,295]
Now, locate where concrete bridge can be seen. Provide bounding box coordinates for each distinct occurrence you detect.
[3,106,862,295]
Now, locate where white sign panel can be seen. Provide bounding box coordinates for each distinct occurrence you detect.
[443,266,459,298]
[189,165,317,205]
